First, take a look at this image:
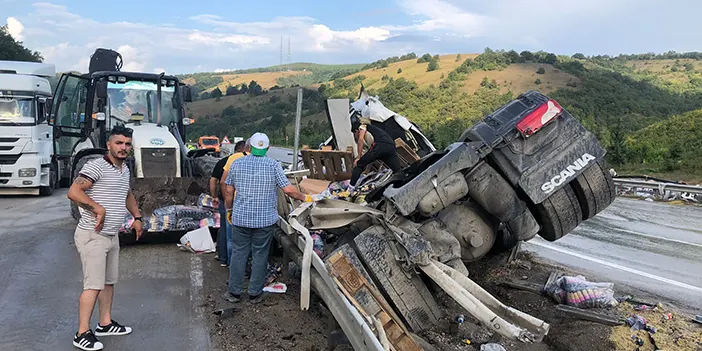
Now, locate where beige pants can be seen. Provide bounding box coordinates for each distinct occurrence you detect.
[74,227,120,290]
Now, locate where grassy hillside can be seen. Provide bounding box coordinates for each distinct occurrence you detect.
[184,49,702,178]
[340,54,579,95]
[178,62,365,98]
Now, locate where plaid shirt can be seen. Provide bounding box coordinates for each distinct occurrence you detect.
[225,155,290,228]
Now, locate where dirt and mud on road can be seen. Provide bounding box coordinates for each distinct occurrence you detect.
[201,247,702,351]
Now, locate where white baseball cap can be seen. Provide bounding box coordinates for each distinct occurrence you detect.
[249,132,270,156]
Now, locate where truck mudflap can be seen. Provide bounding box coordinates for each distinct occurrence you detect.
[517,129,606,205]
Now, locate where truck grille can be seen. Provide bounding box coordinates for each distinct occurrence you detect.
[0,180,7,184]
[0,155,20,165]
[140,148,177,177]
[0,146,13,151]
[0,138,19,143]
[0,172,11,177]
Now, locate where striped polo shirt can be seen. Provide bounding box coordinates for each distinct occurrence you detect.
[77,155,131,236]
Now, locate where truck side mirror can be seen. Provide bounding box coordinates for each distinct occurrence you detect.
[96,81,108,99]
[183,86,193,103]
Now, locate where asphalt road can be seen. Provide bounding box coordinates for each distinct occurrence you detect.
[523,197,702,312]
[0,190,210,351]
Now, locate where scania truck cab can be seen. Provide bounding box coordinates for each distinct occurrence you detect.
[0,61,57,196]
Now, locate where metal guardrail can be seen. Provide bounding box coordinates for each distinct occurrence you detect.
[613,178,702,195]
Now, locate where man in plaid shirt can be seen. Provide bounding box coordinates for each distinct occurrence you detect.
[222,132,313,303]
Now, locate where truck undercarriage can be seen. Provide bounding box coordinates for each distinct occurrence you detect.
[275,89,616,349]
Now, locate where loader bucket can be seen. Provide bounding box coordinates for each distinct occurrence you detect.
[130,176,210,216]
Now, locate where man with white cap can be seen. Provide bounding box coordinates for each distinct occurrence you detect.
[222,132,314,303]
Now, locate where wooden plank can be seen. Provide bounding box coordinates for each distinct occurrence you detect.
[499,280,543,294]
[327,249,422,351]
[555,305,624,326]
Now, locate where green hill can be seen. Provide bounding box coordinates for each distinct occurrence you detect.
[186,49,702,179]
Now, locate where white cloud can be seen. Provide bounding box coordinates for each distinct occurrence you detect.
[6,17,24,41]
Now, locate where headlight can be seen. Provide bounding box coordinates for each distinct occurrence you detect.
[19,168,37,177]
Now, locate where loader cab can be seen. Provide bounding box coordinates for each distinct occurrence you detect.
[50,71,194,183]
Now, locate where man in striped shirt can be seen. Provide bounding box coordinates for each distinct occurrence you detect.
[67,126,144,351]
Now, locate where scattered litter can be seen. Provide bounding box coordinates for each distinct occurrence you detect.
[625,315,648,331]
[480,343,506,351]
[265,262,282,286]
[543,275,618,308]
[198,193,217,209]
[120,199,220,233]
[177,227,216,253]
[664,312,673,320]
[631,335,645,346]
[461,339,471,345]
[693,315,702,324]
[263,282,288,294]
[310,230,326,258]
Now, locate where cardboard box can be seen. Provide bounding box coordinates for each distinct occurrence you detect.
[300,178,331,194]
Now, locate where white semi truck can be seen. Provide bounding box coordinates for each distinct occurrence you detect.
[0,61,58,196]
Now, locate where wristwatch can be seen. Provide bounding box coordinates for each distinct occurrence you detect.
[134,217,143,222]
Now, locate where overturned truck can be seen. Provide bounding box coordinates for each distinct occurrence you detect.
[277,90,616,349]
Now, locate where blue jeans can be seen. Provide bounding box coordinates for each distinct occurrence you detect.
[228,225,274,297]
[217,201,231,265]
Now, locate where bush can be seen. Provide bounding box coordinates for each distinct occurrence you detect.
[397,68,403,74]
[536,67,546,74]
[427,59,440,72]
[534,79,542,85]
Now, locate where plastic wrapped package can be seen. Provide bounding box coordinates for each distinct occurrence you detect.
[543,275,618,308]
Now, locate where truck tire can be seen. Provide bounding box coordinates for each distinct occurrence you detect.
[570,160,616,220]
[535,186,583,241]
[39,163,57,196]
[353,225,442,332]
[70,154,103,221]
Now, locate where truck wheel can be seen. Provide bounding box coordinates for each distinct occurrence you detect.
[353,225,442,332]
[70,154,103,221]
[570,160,616,220]
[39,163,57,196]
[535,186,583,241]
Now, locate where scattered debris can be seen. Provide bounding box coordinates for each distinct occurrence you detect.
[693,315,702,324]
[625,315,648,331]
[555,305,624,326]
[177,227,216,253]
[480,343,506,351]
[542,274,618,308]
[263,282,288,294]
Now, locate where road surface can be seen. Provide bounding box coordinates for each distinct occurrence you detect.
[267,146,297,166]
[0,190,210,350]
[524,197,702,312]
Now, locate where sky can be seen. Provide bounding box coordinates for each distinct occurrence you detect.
[2,0,700,74]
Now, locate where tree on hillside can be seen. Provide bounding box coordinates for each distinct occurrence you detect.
[226,85,239,96]
[211,87,223,98]
[417,53,433,63]
[572,53,586,60]
[248,80,264,96]
[544,53,558,64]
[520,50,534,62]
[0,25,43,62]
[506,50,523,63]
[456,54,462,62]
[427,58,440,72]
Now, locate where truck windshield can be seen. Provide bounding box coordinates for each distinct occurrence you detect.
[106,80,178,127]
[0,97,35,123]
[201,139,218,146]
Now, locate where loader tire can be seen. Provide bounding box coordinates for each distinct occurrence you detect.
[535,186,582,241]
[570,160,616,220]
[70,154,103,221]
[353,225,442,332]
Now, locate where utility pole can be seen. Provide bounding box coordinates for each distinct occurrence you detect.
[287,37,291,66]
[280,36,283,68]
[293,87,302,171]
